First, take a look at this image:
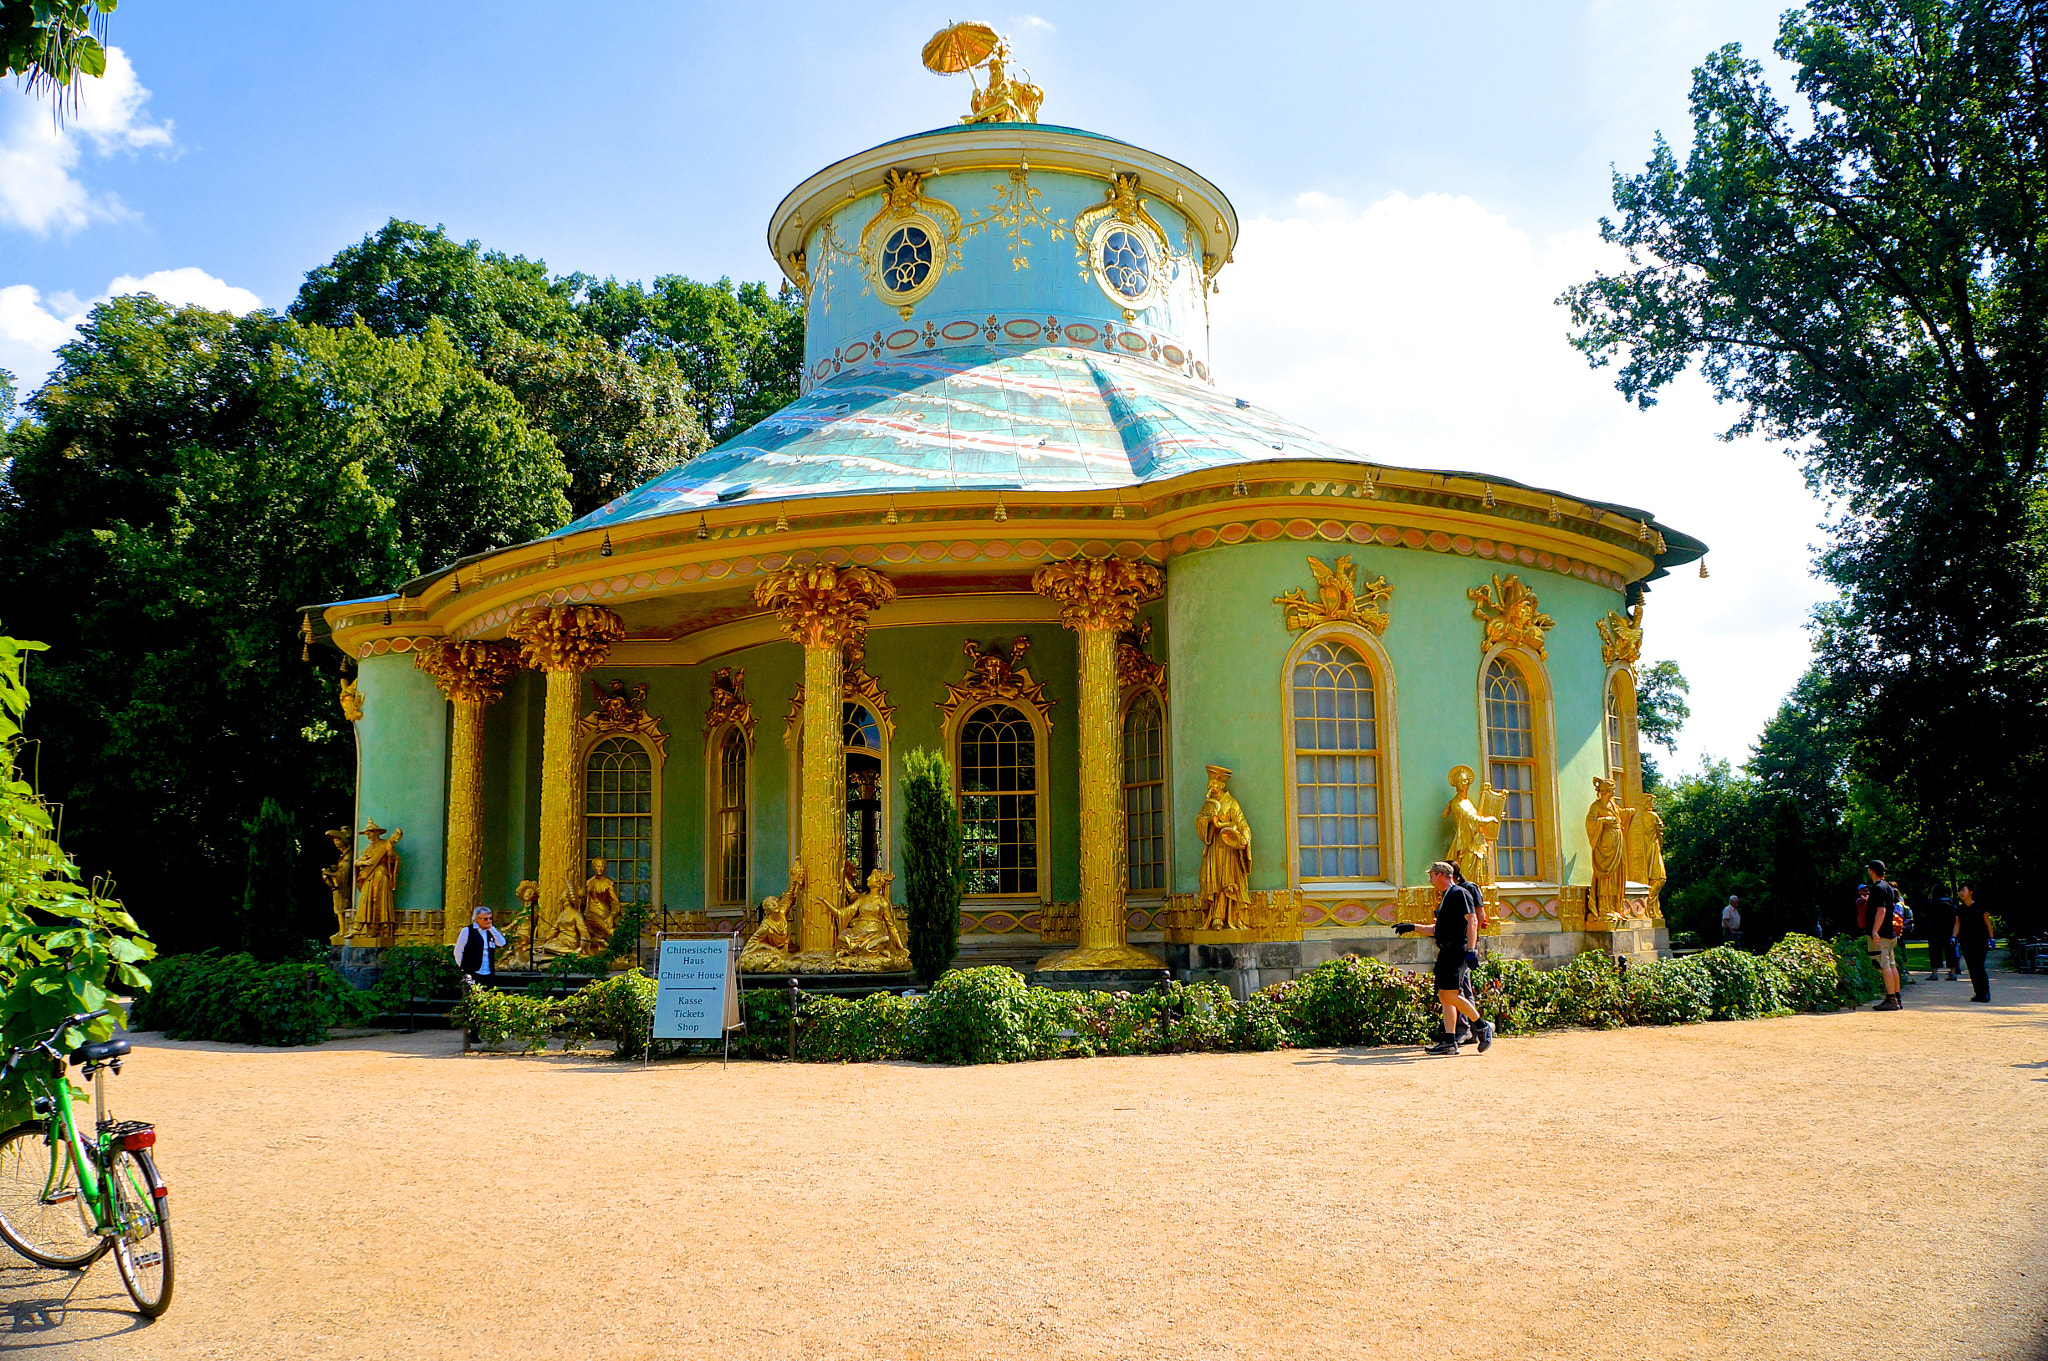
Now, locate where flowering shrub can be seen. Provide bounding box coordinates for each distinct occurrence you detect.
[450,982,558,1053]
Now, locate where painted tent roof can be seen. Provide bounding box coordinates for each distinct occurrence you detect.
[562,346,1694,552]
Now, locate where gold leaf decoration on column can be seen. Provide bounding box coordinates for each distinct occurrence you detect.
[1468,574,1555,657]
[508,604,627,673]
[754,562,897,648]
[579,678,667,763]
[1114,617,1165,695]
[938,635,1054,722]
[1596,603,1645,669]
[1030,554,1162,632]
[413,640,522,704]
[1272,555,1393,634]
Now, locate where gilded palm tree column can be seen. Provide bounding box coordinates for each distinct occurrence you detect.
[1032,554,1165,971]
[755,562,897,957]
[508,604,627,946]
[414,640,523,943]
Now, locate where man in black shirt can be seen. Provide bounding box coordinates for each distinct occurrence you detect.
[1866,861,1904,1010]
[1955,882,1993,1003]
[1396,860,1492,1055]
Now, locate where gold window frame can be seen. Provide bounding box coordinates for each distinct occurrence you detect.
[1474,645,1559,886]
[1280,623,1403,890]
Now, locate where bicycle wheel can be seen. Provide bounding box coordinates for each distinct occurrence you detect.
[0,1122,107,1269]
[109,1148,172,1316]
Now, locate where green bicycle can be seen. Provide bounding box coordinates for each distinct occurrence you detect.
[0,1008,173,1317]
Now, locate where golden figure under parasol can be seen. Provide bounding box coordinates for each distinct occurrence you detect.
[922,22,1043,124]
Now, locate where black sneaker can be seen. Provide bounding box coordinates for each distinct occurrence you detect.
[1424,1037,1459,1055]
[1476,1019,1495,1053]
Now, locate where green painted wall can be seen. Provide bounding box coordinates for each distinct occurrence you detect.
[479,668,542,911]
[353,653,449,915]
[1166,541,1626,893]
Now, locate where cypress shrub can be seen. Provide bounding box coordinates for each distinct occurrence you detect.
[238,796,307,961]
[902,747,964,985]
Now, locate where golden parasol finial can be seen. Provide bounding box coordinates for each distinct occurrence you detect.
[921,21,1044,124]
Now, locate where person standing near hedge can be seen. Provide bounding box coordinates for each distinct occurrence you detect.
[1955,883,1993,1004]
[1866,861,1905,1011]
[453,906,507,981]
[1396,861,1491,1055]
[1721,895,1742,948]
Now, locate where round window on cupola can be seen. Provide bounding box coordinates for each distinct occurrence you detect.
[871,210,950,310]
[1086,217,1163,311]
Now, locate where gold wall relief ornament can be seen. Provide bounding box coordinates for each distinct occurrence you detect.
[754,562,897,650]
[1597,604,1646,669]
[938,635,1054,722]
[413,639,521,705]
[858,168,962,312]
[579,678,668,763]
[958,168,1069,274]
[1115,617,1165,695]
[922,22,1045,124]
[337,677,365,724]
[1584,776,1633,929]
[1273,555,1393,635]
[1030,554,1163,633]
[1443,765,1506,889]
[350,821,403,946]
[321,827,353,944]
[783,639,898,739]
[1468,574,1555,657]
[1158,889,1304,944]
[1195,765,1253,930]
[786,250,810,296]
[1073,173,1169,308]
[508,604,627,673]
[703,666,754,739]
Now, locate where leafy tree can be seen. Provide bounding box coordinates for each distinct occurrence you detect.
[0,297,569,951]
[0,631,155,1130]
[1,0,113,117]
[238,796,308,961]
[902,748,963,986]
[578,275,806,440]
[1634,658,1690,788]
[1563,0,2048,907]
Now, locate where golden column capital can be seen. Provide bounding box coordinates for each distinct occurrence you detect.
[1031,555,1163,633]
[413,640,523,705]
[508,604,627,673]
[753,562,898,647]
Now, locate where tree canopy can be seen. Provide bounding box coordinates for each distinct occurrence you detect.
[1563,0,2046,908]
[1,0,114,118]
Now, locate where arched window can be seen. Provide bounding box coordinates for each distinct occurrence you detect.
[1483,657,1540,880]
[958,702,1037,895]
[585,736,653,920]
[1605,681,1626,788]
[713,727,748,906]
[1291,641,1383,881]
[1122,691,1166,893]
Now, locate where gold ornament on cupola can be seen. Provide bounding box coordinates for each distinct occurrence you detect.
[923,22,1045,124]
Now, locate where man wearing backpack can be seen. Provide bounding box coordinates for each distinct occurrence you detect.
[1866,861,1905,1011]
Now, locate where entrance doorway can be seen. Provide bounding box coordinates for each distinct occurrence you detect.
[842,702,884,892]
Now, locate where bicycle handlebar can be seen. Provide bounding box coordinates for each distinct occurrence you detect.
[0,1008,112,1075]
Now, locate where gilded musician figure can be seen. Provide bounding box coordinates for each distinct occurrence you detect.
[1196,765,1253,930]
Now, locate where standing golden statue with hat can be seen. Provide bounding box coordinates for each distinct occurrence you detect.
[1196,765,1253,930]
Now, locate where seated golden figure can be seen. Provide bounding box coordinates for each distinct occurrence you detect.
[739,864,804,973]
[833,869,910,971]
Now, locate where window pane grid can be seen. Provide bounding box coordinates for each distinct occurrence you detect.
[1605,684,1626,785]
[585,737,653,911]
[1485,659,1540,879]
[1122,694,1166,892]
[959,704,1038,895]
[1291,643,1383,880]
[715,728,748,905]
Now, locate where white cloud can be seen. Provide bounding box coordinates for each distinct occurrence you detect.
[1209,190,1832,776]
[0,47,173,235]
[0,269,261,402]
[1015,14,1056,31]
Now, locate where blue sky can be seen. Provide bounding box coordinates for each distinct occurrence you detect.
[0,1,1823,773]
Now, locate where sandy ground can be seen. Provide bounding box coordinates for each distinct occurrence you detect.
[1,968,2044,1361]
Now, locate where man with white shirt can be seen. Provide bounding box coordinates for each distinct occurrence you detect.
[1720,895,1742,948]
[453,906,507,981]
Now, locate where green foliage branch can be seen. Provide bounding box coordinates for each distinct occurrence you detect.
[902,748,963,985]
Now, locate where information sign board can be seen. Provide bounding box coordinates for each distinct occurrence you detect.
[652,936,740,1041]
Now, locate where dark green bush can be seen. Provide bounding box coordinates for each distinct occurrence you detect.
[1267,955,1435,1047]
[127,952,354,1046]
[1828,933,1885,1005]
[802,992,918,1062]
[1764,934,1846,1012]
[451,982,560,1053]
[1548,950,1630,1029]
[558,970,655,1057]
[911,966,1039,1064]
[902,748,964,985]
[1472,955,1558,1033]
[1622,955,1714,1025]
[1693,945,1787,1019]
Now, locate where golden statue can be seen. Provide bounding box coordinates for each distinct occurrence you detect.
[353,821,403,945]
[922,22,1044,125]
[1584,777,1632,926]
[1628,791,1668,909]
[338,677,365,723]
[834,869,911,971]
[1469,574,1556,657]
[1196,765,1253,930]
[503,879,541,959]
[582,857,624,943]
[321,827,353,943]
[740,863,805,973]
[1443,765,1506,887]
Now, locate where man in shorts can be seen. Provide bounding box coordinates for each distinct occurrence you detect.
[1866,860,1904,1010]
[1396,861,1491,1055]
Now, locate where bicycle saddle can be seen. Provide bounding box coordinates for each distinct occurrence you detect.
[71,1037,131,1066]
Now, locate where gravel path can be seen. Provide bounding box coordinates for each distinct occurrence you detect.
[3,968,2043,1360]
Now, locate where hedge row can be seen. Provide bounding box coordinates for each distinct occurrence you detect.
[127,945,464,1047]
[463,932,1882,1064]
